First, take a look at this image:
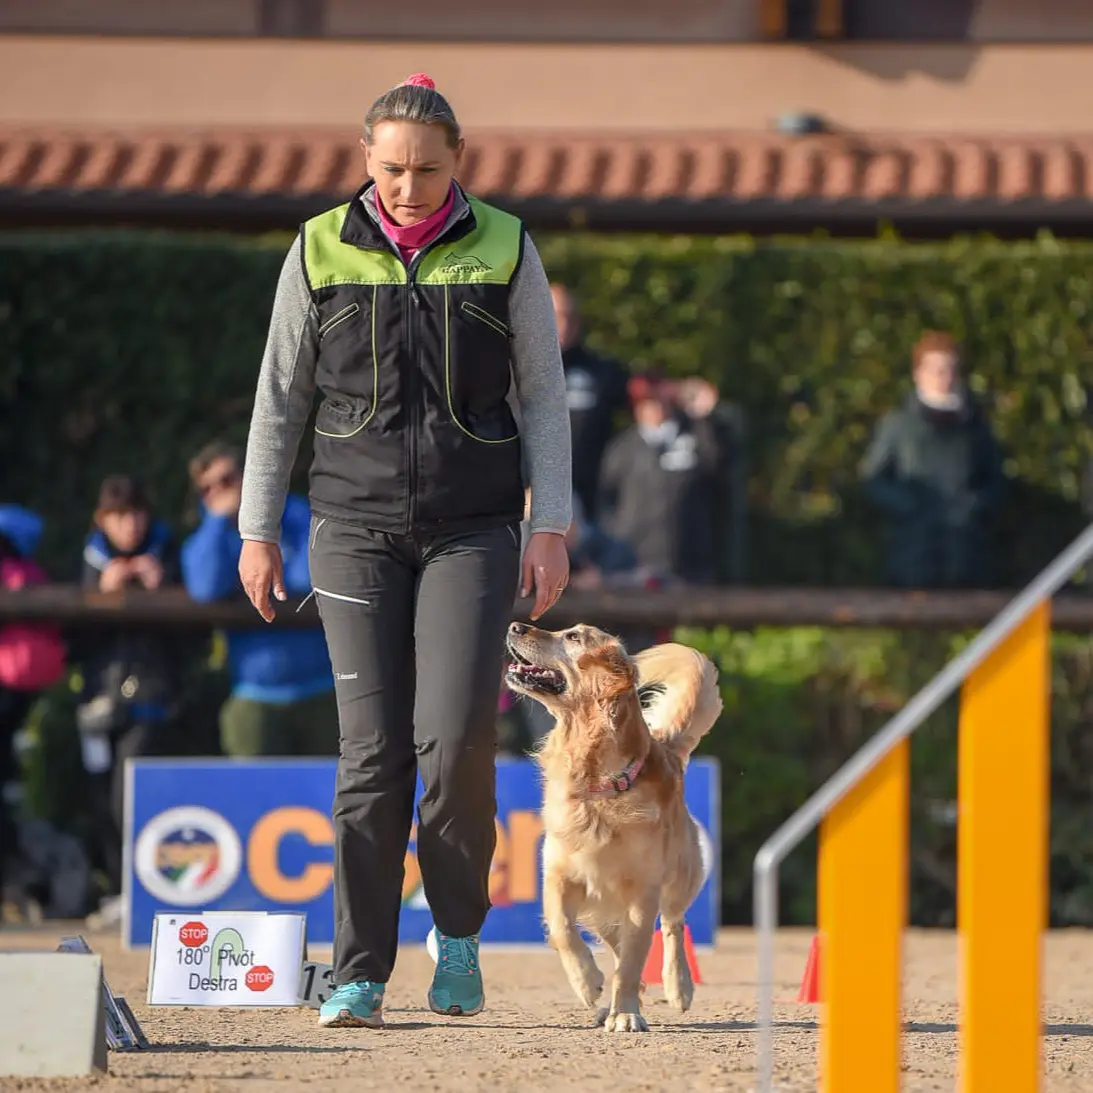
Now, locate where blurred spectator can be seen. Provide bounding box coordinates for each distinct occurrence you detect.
[75,475,187,911]
[0,504,66,917]
[677,377,748,584]
[860,331,1006,589]
[550,283,631,521]
[597,369,731,585]
[518,487,640,588]
[181,441,338,757]
[563,493,640,590]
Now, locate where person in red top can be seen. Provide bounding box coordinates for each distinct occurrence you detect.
[0,504,65,912]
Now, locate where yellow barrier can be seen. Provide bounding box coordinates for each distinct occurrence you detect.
[958,601,1050,1093]
[815,599,1050,1093]
[818,739,908,1093]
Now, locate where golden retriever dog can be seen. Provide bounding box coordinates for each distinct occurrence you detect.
[505,621,722,1032]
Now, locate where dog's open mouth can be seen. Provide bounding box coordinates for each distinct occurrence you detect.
[506,641,566,695]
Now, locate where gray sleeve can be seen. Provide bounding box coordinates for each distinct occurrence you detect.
[238,234,319,542]
[508,232,573,536]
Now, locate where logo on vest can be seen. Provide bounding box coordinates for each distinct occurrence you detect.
[439,253,491,275]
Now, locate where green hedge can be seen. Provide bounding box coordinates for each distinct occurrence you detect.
[5,228,1093,921]
[684,625,1093,928]
[1,228,1091,583]
[0,230,290,577]
[539,232,1093,586]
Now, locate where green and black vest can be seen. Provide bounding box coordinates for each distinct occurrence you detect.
[300,183,526,535]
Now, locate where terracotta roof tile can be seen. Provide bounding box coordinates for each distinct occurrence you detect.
[3,126,1093,227]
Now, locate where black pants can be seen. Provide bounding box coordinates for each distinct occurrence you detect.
[0,688,35,891]
[309,516,521,985]
[82,720,166,894]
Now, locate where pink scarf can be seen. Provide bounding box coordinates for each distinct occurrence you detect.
[374,182,456,265]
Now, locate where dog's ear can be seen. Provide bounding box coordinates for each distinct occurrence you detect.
[577,640,637,700]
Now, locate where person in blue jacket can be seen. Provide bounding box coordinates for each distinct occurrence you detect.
[77,474,192,900]
[181,441,337,757]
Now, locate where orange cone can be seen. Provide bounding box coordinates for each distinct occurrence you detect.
[641,929,664,984]
[641,925,703,986]
[795,934,821,1003]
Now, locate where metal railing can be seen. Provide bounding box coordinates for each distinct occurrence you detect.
[751,520,1093,1091]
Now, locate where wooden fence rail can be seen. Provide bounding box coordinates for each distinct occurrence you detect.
[2,584,1093,631]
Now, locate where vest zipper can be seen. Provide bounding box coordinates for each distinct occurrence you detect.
[395,218,469,535]
[404,276,417,534]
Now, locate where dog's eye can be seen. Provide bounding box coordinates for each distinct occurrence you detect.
[564,631,581,643]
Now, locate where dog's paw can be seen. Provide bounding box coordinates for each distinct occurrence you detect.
[662,930,695,1013]
[561,950,604,1008]
[663,963,694,1013]
[593,1007,609,1027]
[575,963,605,1007]
[603,1010,649,1033]
[664,976,694,1014]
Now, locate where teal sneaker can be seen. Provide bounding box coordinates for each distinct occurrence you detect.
[318,981,385,1028]
[427,928,484,1017]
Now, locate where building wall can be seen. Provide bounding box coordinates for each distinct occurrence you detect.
[971,0,1093,41]
[4,0,1091,42]
[845,0,1093,41]
[0,0,760,42]
[0,0,258,36]
[323,0,760,42]
[2,36,1093,135]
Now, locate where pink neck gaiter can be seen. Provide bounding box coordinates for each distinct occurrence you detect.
[375,183,457,264]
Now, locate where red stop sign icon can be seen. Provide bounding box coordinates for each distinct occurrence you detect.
[179,922,208,947]
[246,966,275,992]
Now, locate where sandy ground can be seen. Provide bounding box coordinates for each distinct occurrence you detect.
[1,926,1092,1092]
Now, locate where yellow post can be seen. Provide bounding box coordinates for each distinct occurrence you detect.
[818,738,909,1093]
[958,601,1050,1093]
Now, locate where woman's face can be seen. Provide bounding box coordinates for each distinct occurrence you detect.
[915,350,961,401]
[363,121,462,226]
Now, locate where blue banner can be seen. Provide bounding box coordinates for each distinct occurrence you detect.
[124,757,720,950]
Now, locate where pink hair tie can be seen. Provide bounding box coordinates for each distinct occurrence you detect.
[403,73,436,90]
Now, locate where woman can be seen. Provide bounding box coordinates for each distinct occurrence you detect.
[236,73,572,1028]
[860,330,1005,588]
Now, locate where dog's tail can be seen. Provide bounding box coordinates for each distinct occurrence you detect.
[633,642,723,761]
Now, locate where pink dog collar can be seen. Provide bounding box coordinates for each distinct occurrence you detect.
[587,756,645,798]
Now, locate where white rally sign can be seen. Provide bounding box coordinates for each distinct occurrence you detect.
[147,911,306,1007]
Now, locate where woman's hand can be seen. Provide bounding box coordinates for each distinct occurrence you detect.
[521,531,570,621]
[239,539,286,623]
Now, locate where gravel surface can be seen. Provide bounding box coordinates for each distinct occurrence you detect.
[2,926,1092,1092]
